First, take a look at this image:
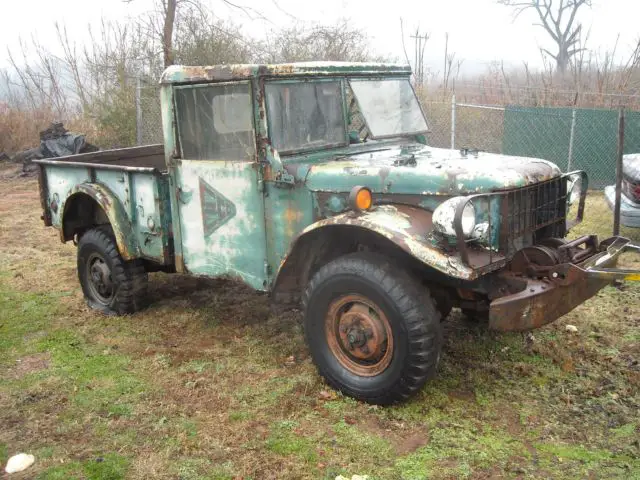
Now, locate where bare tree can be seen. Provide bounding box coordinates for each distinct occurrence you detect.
[173,5,254,65]
[498,0,593,74]
[162,0,177,67]
[127,0,267,68]
[124,0,178,68]
[260,20,388,63]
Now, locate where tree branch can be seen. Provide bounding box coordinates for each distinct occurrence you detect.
[498,0,592,73]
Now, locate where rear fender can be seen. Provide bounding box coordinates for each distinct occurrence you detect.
[61,183,140,260]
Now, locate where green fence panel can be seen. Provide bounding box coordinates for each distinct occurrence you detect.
[502,106,573,173]
[571,109,617,189]
[503,106,640,190]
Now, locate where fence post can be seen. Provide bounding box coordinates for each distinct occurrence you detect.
[136,77,143,146]
[450,94,456,149]
[613,108,625,236]
[567,108,576,171]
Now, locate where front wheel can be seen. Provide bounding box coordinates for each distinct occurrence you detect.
[302,252,443,405]
[77,226,148,315]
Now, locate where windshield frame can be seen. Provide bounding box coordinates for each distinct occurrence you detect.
[348,76,429,141]
[264,78,349,156]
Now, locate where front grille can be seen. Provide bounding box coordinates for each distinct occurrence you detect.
[454,173,581,271]
[501,176,567,253]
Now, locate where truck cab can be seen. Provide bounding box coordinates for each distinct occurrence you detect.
[35,62,640,405]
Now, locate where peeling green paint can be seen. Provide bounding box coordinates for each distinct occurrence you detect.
[160,62,412,85]
[289,204,477,281]
[64,183,141,260]
[303,145,561,195]
[39,163,171,263]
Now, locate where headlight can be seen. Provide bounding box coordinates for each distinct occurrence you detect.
[433,197,477,238]
[460,202,476,236]
[567,174,581,207]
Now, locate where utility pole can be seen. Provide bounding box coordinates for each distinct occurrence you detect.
[410,30,429,87]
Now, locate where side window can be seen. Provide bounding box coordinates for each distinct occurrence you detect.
[174,83,255,161]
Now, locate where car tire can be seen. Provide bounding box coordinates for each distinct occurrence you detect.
[302,252,443,405]
[77,225,148,315]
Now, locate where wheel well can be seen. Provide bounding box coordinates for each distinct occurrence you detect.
[272,225,455,305]
[62,193,110,242]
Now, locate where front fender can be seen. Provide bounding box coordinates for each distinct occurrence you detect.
[61,183,140,260]
[273,205,477,298]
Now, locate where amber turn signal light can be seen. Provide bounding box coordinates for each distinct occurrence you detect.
[349,186,373,212]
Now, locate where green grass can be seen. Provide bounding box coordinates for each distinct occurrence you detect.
[37,453,129,480]
[1,178,639,479]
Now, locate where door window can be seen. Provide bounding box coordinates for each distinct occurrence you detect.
[175,83,255,161]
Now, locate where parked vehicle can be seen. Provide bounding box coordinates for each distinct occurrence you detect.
[34,62,640,404]
[605,154,640,227]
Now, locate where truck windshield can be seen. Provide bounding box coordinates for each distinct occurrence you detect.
[349,78,428,138]
[265,80,346,153]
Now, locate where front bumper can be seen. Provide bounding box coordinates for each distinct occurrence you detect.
[489,236,640,331]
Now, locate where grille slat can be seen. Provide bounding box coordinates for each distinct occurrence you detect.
[503,176,567,254]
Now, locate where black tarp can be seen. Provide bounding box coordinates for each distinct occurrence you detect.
[11,122,98,167]
[38,122,98,158]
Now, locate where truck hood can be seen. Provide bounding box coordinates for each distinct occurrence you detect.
[303,145,561,195]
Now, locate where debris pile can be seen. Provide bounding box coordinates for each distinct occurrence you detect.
[9,122,98,176]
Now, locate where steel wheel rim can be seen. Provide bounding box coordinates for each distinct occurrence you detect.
[325,294,394,376]
[86,252,114,305]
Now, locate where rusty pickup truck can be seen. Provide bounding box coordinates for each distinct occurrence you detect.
[34,62,640,405]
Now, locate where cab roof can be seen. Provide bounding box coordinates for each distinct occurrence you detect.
[160,61,412,84]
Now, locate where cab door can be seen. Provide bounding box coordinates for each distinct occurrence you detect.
[172,81,268,290]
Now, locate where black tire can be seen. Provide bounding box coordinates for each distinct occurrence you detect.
[77,226,148,315]
[302,252,443,405]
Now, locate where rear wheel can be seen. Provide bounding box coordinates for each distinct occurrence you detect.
[77,226,148,315]
[303,252,443,405]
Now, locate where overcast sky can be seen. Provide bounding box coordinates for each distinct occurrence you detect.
[1,0,639,76]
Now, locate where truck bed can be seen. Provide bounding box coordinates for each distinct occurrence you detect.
[34,144,173,266]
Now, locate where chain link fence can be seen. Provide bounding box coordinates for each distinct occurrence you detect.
[423,95,640,190]
[136,81,163,146]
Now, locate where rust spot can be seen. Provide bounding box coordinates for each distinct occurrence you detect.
[325,294,394,376]
[37,166,52,226]
[283,204,304,238]
[489,274,608,332]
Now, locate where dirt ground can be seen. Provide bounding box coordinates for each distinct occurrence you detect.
[0,163,638,479]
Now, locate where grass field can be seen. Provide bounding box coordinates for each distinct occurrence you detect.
[1,164,639,480]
